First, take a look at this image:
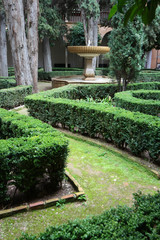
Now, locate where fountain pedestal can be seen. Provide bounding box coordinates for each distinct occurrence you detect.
[68,46,110,80]
[52,46,112,88]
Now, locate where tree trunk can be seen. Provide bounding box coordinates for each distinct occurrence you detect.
[26,0,39,93]
[117,77,122,92]
[81,9,88,45]
[92,18,99,71]
[2,0,33,86]
[87,17,94,46]
[43,37,52,72]
[65,46,68,68]
[122,78,126,91]
[0,12,8,77]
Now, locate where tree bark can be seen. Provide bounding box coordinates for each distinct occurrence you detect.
[26,0,39,92]
[43,37,52,72]
[92,18,99,71]
[0,12,8,77]
[122,78,126,91]
[81,9,88,45]
[2,0,33,86]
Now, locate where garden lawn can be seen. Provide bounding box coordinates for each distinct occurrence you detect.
[0,133,160,240]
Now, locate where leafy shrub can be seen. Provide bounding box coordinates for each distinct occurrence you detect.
[38,68,109,81]
[0,109,68,205]
[25,82,160,162]
[114,90,160,116]
[8,67,15,76]
[137,70,160,82]
[18,191,160,240]
[0,85,32,109]
[0,77,16,89]
[38,69,83,81]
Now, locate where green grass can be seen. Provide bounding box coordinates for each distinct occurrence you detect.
[0,135,160,240]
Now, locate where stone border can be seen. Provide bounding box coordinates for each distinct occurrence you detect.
[0,171,85,219]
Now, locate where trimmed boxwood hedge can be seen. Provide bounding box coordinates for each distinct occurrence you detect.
[0,85,32,109]
[18,191,160,240]
[114,90,160,116]
[38,68,109,81]
[137,70,160,82]
[0,77,16,89]
[25,82,160,162]
[0,108,68,205]
[8,67,15,76]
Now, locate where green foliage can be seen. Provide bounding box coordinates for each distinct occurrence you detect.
[25,82,160,162]
[0,85,32,109]
[67,22,101,46]
[137,70,160,82]
[109,0,160,25]
[109,3,145,87]
[0,77,16,89]
[143,6,160,51]
[78,0,100,20]
[39,0,66,43]
[18,191,160,240]
[8,67,15,76]
[78,194,87,201]
[0,109,68,205]
[38,68,108,80]
[67,22,85,46]
[38,69,83,81]
[115,89,160,116]
[56,199,66,208]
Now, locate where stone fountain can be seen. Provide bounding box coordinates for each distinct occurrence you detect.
[52,45,115,88]
[68,46,110,80]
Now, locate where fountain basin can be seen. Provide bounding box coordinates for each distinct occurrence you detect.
[68,46,110,80]
[52,75,116,88]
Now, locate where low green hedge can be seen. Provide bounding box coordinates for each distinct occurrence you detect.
[114,90,160,116]
[0,108,68,205]
[38,69,83,81]
[33,81,160,100]
[0,85,32,109]
[38,68,109,81]
[8,67,15,76]
[0,77,16,89]
[137,71,160,82]
[25,82,160,162]
[18,191,160,240]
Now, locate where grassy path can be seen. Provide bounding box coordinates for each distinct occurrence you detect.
[0,134,160,240]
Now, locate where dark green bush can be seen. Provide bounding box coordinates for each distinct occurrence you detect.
[136,70,160,82]
[18,191,160,240]
[8,67,15,76]
[114,90,160,116]
[25,82,160,162]
[0,108,68,205]
[0,77,16,89]
[38,68,109,81]
[38,69,83,81]
[0,85,32,109]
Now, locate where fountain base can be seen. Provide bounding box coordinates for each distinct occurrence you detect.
[52,75,116,88]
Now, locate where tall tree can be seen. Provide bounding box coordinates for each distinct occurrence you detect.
[39,0,66,72]
[2,0,39,92]
[109,3,144,91]
[0,0,8,77]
